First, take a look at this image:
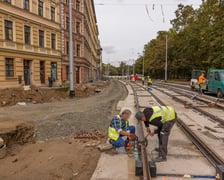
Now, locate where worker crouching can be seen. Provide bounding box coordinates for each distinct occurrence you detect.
[135,106,176,162]
[108,109,136,153]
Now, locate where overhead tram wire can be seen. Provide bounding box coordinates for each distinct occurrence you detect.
[94,2,202,7]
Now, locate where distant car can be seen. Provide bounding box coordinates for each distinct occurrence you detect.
[130,74,138,82]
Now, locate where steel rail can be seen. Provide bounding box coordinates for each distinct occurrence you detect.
[154,82,224,108]
[153,86,224,126]
[129,83,151,180]
[134,82,224,169]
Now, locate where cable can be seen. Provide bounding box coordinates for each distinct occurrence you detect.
[95,3,201,7]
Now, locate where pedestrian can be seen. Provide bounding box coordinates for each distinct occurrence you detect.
[108,109,136,153]
[198,72,206,94]
[135,106,176,162]
[147,76,152,86]
[142,76,145,85]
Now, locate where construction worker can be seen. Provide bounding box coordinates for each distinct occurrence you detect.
[108,109,136,153]
[135,106,176,162]
[147,76,152,86]
[141,76,145,85]
[198,72,206,94]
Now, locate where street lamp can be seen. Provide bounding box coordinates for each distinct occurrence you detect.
[165,34,168,82]
[69,0,75,97]
[133,59,135,75]
[159,31,168,81]
[138,52,145,76]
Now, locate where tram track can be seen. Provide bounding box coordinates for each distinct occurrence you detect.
[129,83,152,180]
[128,81,224,179]
[154,82,224,108]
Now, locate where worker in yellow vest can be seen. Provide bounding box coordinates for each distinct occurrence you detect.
[147,76,152,86]
[135,106,176,162]
[141,76,145,85]
[108,109,136,153]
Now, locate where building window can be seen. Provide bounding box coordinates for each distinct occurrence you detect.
[66,17,69,30]
[4,0,11,3]
[76,22,80,34]
[24,25,31,45]
[77,44,81,57]
[4,20,13,41]
[66,41,69,54]
[38,0,43,16]
[51,33,56,50]
[24,0,29,10]
[76,0,80,11]
[5,58,14,78]
[39,30,44,48]
[51,6,55,21]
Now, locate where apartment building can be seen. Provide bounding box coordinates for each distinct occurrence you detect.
[61,0,102,83]
[0,0,61,87]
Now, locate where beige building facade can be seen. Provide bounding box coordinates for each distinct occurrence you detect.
[0,0,61,87]
[61,0,102,84]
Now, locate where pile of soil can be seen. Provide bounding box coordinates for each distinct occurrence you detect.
[75,81,109,97]
[0,81,109,107]
[0,121,35,146]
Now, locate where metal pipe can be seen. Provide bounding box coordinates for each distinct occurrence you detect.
[69,0,75,96]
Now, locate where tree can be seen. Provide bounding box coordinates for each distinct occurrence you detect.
[134,0,224,80]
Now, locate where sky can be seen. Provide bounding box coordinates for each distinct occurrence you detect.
[94,0,201,66]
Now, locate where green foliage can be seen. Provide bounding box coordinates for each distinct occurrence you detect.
[135,0,224,80]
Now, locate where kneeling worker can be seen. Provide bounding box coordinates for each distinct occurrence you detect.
[108,109,136,152]
[135,106,176,162]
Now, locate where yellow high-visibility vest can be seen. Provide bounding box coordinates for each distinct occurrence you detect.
[148,78,152,83]
[108,115,128,141]
[149,106,175,124]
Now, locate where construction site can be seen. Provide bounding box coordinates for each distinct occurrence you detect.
[0,79,224,180]
[1,0,224,179]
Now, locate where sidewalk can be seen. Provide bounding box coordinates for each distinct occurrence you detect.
[91,81,138,180]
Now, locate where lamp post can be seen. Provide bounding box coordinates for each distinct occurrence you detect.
[165,34,168,82]
[69,0,75,96]
[143,55,145,76]
[133,59,135,75]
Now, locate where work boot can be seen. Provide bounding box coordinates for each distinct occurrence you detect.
[153,156,167,162]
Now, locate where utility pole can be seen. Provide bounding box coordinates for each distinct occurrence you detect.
[69,0,75,97]
[142,56,145,76]
[127,63,130,76]
[165,34,168,82]
[133,59,135,75]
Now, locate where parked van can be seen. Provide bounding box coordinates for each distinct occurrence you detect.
[204,69,224,98]
[190,69,224,98]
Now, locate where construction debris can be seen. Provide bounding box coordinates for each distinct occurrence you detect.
[74,130,105,140]
[74,130,106,147]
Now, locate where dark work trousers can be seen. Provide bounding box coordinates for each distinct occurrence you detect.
[159,120,176,158]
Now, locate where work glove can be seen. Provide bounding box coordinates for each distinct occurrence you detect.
[129,133,137,140]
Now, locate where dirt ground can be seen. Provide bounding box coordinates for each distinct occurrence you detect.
[0,81,109,107]
[0,80,127,180]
